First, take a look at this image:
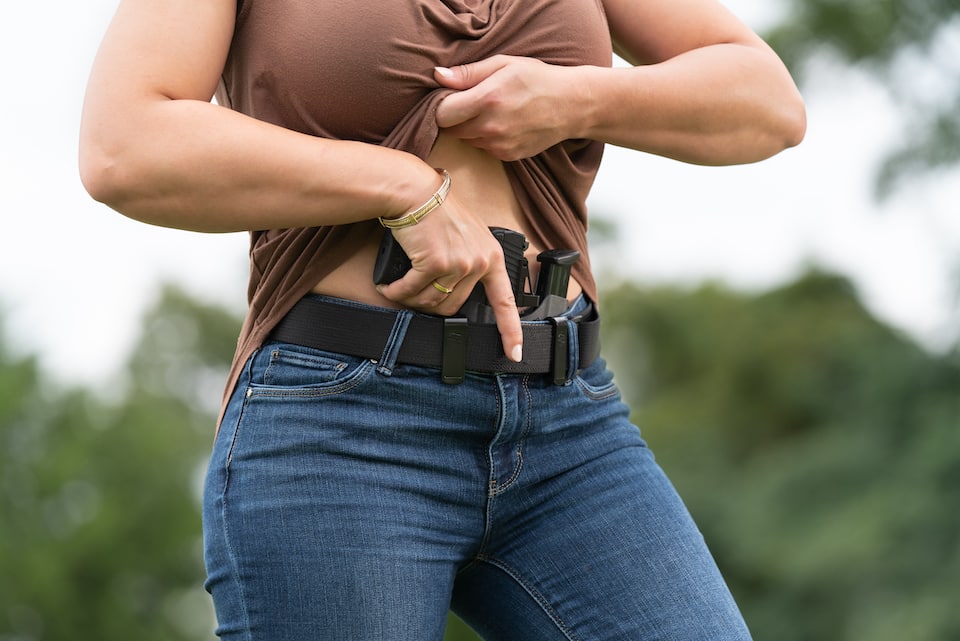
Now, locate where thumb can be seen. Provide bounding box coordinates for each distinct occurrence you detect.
[434,56,508,90]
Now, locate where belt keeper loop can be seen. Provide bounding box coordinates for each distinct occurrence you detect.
[549,317,569,386]
[441,318,468,384]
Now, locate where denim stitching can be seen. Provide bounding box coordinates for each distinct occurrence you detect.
[247,359,377,398]
[263,348,347,385]
[473,390,504,561]
[220,479,254,641]
[489,375,533,495]
[573,378,619,401]
[224,350,257,472]
[490,446,523,496]
[377,309,413,376]
[475,554,583,641]
[220,352,257,640]
[487,379,506,497]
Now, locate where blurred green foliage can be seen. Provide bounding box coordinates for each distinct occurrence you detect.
[602,271,960,641]
[0,287,235,641]
[766,0,960,198]
[1,271,956,640]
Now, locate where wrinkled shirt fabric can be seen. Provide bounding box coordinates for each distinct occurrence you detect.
[216,0,613,422]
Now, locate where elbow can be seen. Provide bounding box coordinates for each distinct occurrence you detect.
[755,45,808,155]
[78,149,115,206]
[780,93,807,150]
[78,140,137,212]
[745,92,806,163]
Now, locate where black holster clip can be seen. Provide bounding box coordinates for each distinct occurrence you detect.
[549,317,569,386]
[441,318,468,384]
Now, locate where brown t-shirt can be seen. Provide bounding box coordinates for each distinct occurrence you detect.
[216,0,612,421]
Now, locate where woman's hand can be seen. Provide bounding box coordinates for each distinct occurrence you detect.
[433,56,579,162]
[434,0,806,167]
[375,186,524,363]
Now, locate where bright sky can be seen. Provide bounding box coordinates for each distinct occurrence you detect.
[1,1,958,389]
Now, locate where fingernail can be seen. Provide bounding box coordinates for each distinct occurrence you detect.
[435,66,454,78]
[511,345,523,363]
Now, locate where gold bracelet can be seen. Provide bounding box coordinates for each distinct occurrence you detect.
[379,169,451,229]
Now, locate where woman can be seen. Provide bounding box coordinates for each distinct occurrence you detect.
[80,0,805,639]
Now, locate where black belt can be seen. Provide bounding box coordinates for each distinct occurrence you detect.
[268,297,601,385]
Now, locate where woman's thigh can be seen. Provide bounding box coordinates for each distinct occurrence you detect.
[202,343,495,641]
[451,360,752,641]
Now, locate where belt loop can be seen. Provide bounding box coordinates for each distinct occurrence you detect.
[566,317,581,382]
[377,309,414,376]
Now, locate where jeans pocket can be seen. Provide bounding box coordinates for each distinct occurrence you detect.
[250,342,376,396]
[573,357,621,401]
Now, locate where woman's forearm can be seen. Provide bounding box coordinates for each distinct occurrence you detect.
[79,97,438,233]
[573,43,806,165]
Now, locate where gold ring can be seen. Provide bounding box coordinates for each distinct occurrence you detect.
[432,280,454,295]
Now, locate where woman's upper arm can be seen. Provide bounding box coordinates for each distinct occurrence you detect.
[602,0,769,65]
[82,0,236,126]
[80,0,237,196]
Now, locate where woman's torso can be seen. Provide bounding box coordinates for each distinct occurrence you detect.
[219,0,610,310]
[310,133,583,307]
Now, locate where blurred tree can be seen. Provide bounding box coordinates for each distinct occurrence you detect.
[765,0,960,198]
[0,288,231,641]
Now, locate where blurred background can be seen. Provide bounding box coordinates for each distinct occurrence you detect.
[1,1,958,640]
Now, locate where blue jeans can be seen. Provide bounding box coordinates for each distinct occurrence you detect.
[203,295,752,641]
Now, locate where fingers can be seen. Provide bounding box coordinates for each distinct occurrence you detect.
[430,280,455,295]
[374,224,524,363]
[434,88,482,131]
[479,269,524,363]
[434,56,510,90]
[434,56,566,161]
[376,267,469,312]
[434,56,513,129]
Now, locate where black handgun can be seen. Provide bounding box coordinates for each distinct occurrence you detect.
[372,227,577,323]
[456,228,540,323]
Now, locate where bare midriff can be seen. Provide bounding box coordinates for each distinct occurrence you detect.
[310,132,583,308]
